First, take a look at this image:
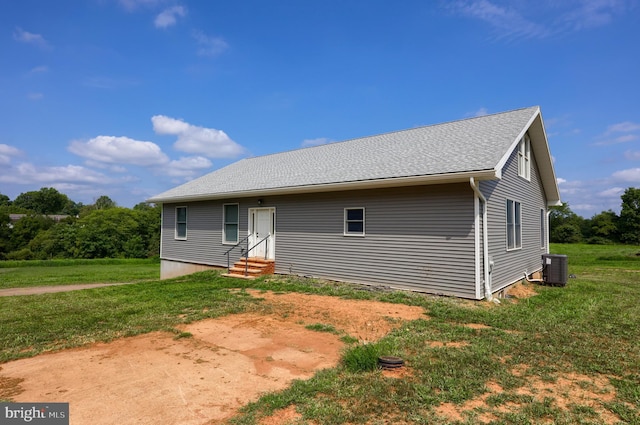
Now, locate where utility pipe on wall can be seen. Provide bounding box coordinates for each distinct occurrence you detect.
[470,178,492,301]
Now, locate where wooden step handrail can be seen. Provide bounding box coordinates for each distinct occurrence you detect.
[224,234,252,273]
[243,235,270,276]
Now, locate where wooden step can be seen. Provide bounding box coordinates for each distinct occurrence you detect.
[221,273,257,280]
[223,257,275,279]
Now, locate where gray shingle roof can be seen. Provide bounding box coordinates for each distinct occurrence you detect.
[149,106,548,203]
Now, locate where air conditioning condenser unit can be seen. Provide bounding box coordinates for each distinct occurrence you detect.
[542,254,568,286]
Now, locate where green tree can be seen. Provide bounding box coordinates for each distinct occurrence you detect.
[8,214,55,252]
[134,203,161,257]
[549,202,584,243]
[551,223,583,243]
[0,211,11,259]
[94,195,117,210]
[74,208,141,258]
[13,187,70,214]
[618,187,640,244]
[29,219,78,259]
[587,210,619,244]
[62,199,83,216]
[0,193,10,207]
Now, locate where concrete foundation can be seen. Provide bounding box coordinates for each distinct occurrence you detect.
[161,259,224,279]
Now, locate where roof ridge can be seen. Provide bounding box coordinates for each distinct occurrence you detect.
[148,105,550,204]
[241,106,539,161]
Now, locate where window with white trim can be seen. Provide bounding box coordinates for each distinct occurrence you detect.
[344,207,365,236]
[518,134,531,180]
[223,204,239,244]
[175,206,187,240]
[506,200,521,250]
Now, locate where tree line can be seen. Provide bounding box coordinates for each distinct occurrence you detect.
[1,185,638,260]
[550,187,640,244]
[0,187,160,260]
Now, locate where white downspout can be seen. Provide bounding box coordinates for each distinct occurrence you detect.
[470,178,492,301]
[546,209,551,254]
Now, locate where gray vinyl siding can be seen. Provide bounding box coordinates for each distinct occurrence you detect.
[477,198,485,299]
[161,200,249,266]
[273,184,476,298]
[160,184,478,298]
[480,139,548,292]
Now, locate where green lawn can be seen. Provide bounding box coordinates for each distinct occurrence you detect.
[1,247,639,424]
[0,258,160,289]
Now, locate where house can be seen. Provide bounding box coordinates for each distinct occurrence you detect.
[8,214,71,229]
[148,106,561,299]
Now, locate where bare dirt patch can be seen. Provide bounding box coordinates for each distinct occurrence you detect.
[505,282,538,300]
[427,341,470,348]
[258,405,303,425]
[0,290,424,425]
[463,323,492,330]
[434,365,621,424]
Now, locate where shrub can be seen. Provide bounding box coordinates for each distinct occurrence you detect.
[6,248,35,261]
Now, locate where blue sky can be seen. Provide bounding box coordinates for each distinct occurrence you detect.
[1,0,638,217]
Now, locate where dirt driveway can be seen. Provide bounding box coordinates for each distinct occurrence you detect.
[0,290,426,424]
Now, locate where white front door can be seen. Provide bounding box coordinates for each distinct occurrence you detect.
[248,208,275,259]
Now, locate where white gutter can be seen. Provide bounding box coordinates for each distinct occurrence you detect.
[148,170,498,204]
[470,177,492,301]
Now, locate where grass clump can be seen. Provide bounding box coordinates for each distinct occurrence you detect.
[342,343,381,372]
[342,338,400,373]
[304,323,339,334]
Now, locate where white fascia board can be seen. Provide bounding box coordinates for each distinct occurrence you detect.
[492,107,561,205]
[532,113,561,204]
[148,170,499,203]
[493,107,540,176]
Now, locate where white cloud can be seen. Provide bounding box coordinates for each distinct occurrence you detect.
[449,1,549,39]
[474,107,489,117]
[27,92,44,101]
[594,120,640,145]
[625,151,640,161]
[0,163,113,185]
[572,204,599,214]
[612,168,640,182]
[605,121,640,134]
[155,5,186,28]
[562,0,629,31]
[152,115,190,134]
[13,27,50,49]
[0,144,22,157]
[302,138,333,147]
[556,177,567,185]
[27,65,49,75]
[448,0,629,40]
[555,172,637,216]
[85,160,128,173]
[117,0,163,11]
[598,187,625,198]
[0,144,22,165]
[152,115,245,158]
[68,136,169,166]
[192,30,229,57]
[165,156,212,178]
